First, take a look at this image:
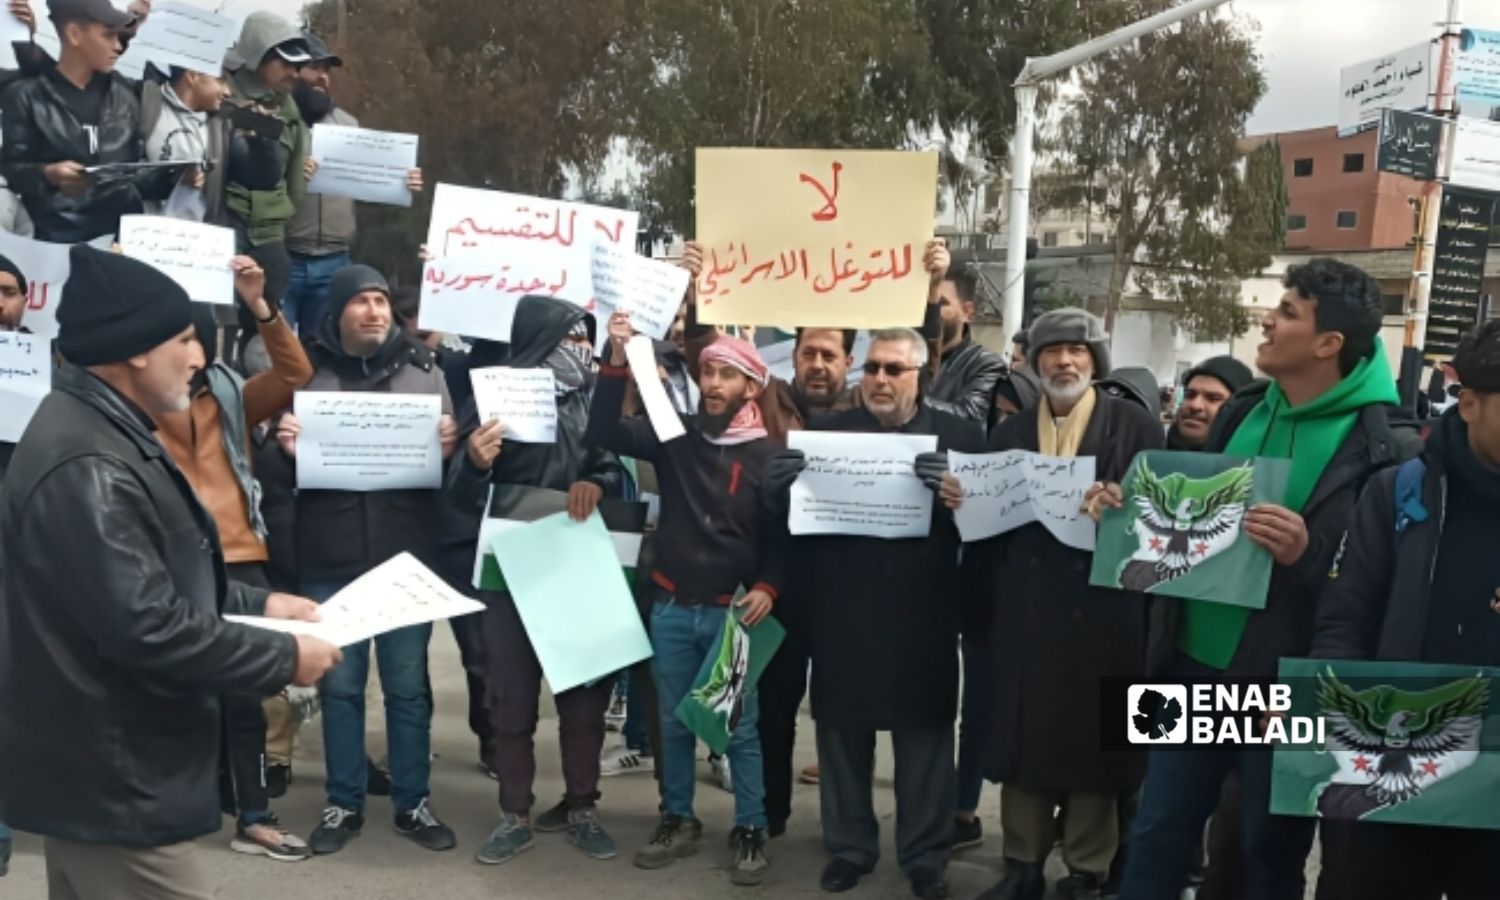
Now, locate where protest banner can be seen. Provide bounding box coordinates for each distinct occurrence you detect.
[786,430,936,539]
[0,331,51,443]
[1457,27,1500,121]
[228,552,483,647]
[0,231,70,338]
[294,392,443,491]
[949,450,1097,550]
[114,1,236,80]
[472,484,647,592]
[1271,658,1500,831]
[1336,42,1433,136]
[490,510,654,692]
[119,215,235,305]
[469,367,557,443]
[1089,451,1290,607]
[694,148,938,329]
[675,609,785,755]
[308,125,420,207]
[425,184,638,312]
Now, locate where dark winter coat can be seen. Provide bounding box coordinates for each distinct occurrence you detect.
[0,366,296,846]
[972,389,1164,791]
[1145,382,1420,680]
[796,404,984,732]
[926,336,1008,423]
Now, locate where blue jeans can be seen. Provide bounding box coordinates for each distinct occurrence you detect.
[650,599,767,829]
[955,638,990,813]
[305,579,433,816]
[284,251,349,335]
[621,669,650,753]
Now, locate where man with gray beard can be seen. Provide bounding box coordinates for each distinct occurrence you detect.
[948,308,1163,900]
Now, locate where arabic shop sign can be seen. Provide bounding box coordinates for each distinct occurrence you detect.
[1425,187,1496,363]
[1338,42,1434,137]
[694,148,938,329]
[1377,109,1442,181]
[1457,28,1500,121]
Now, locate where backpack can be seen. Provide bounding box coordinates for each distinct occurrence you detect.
[1393,456,1429,536]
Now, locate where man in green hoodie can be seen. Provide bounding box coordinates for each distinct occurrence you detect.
[221,11,310,312]
[1088,259,1420,900]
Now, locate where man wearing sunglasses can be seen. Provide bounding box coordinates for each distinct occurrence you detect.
[765,328,983,899]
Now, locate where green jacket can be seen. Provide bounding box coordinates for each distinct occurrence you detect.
[223,67,307,247]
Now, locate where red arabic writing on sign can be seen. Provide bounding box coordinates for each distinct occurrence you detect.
[423,263,570,299]
[799,162,843,222]
[697,241,914,303]
[440,208,630,257]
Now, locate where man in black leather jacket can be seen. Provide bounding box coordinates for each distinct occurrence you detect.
[0,246,338,897]
[2,0,174,242]
[927,264,1008,423]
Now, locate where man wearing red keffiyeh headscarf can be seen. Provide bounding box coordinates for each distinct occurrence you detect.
[698,336,770,445]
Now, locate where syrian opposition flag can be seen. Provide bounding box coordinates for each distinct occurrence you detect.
[473,484,648,592]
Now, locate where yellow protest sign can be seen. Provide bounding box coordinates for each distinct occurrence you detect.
[694,148,938,328]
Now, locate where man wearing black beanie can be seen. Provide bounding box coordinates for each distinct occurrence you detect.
[0,245,341,896]
[1168,355,1255,451]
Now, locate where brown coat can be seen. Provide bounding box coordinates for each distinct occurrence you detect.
[156,314,313,563]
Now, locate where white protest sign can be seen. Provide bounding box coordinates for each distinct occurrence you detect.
[417,256,555,343]
[0,231,70,338]
[0,11,30,70]
[0,331,50,442]
[787,430,936,539]
[118,215,234,305]
[425,184,639,310]
[624,334,685,442]
[294,392,443,491]
[228,553,484,647]
[470,367,557,443]
[949,450,1096,549]
[115,1,236,80]
[307,124,419,207]
[590,245,690,341]
[1450,117,1500,194]
[1337,42,1433,136]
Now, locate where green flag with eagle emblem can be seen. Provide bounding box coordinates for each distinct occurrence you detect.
[1271,658,1500,830]
[1089,451,1289,607]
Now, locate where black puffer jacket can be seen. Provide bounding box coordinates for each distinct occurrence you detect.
[436,297,623,586]
[1,68,173,242]
[0,366,297,846]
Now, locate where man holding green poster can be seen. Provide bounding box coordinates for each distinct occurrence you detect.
[1108,259,1420,900]
[1303,320,1500,899]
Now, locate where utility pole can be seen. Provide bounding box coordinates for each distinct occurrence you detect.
[1001,0,1234,337]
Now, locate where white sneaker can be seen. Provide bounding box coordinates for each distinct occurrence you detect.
[600,745,653,777]
[709,753,733,793]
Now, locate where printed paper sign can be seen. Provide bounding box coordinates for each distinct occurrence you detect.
[115,1,236,80]
[591,244,690,341]
[119,215,234,305]
[294,392,442,491]
[786,430,936,539]
[695,148,937,328]
[469,366,557,443]
[307,125,419,207]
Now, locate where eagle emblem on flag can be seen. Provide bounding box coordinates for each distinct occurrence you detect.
[1117,457,1253,592]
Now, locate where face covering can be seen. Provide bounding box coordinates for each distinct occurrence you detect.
[543,320,594,395]
[292,80,334,123]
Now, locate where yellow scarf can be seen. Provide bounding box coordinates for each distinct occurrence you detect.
[1037,386,1097,457]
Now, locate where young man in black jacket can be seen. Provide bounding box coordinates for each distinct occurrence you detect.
[1108,259,1421,900]
[1308,320,1500,900]
[928,264,1008,423]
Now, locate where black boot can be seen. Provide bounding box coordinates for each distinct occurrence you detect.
[976,859,1044,900]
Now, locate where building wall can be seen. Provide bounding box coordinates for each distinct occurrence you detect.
[1273,127,1422,252]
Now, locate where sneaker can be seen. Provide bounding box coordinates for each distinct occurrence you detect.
[799,762,820,785]
[395,798,457,851]
[709,753,733,793]
[367,758,393,797]
[265,764,291,799]
[532,798,571,833]
[728,826,769,886]
[474,813,534,865]
[566,808,618,860]
[952,816,983,850]
[600,745,653,777]
[632,814,703,869]
[230,815,312,862]
[308,806,363,855]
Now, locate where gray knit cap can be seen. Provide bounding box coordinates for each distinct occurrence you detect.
[1026,307,1112,378]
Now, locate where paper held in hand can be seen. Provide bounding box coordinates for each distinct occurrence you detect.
[948,450,1097,550]
[227,553,484,647]
[113,1,236,80]
[0,331,52,443]
[294,392,443,491]
[786,430,937,539]
[591,244,691,341]
[469,366,558,443]
[307,125,420,207]
[118,215,235,305]
[624,334,686,442]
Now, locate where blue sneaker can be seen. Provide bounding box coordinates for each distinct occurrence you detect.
[566,808,617,860]
[475,813,534,865]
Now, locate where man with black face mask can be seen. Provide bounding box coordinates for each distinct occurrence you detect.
[155,256,317,862]
[284,32,422,335]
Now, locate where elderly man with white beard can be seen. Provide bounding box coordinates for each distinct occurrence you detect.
[948,309,1163,900]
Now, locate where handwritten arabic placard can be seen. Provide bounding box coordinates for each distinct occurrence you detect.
[1377,109,1442,181]
[115,1,236,80]
[1450,117,1500,194]
[118,215,234,305]
[786,430,936,539]
[949,450,1097,550]
[418,256,541,342]
[469,366,557,443]
[0,331,51,443]
[695,148,938,329]
[228,552,484,647]
[0,232,69,339]
[294,392,443,491]
[1336,41,1433,137]
[1457,27,1500,121]
[308,124,419,207]
[1425,188,1496,362]
[425,184,639,311]
[591,245,691,341]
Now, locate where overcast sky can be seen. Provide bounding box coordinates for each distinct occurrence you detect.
[228,0,1495,136]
